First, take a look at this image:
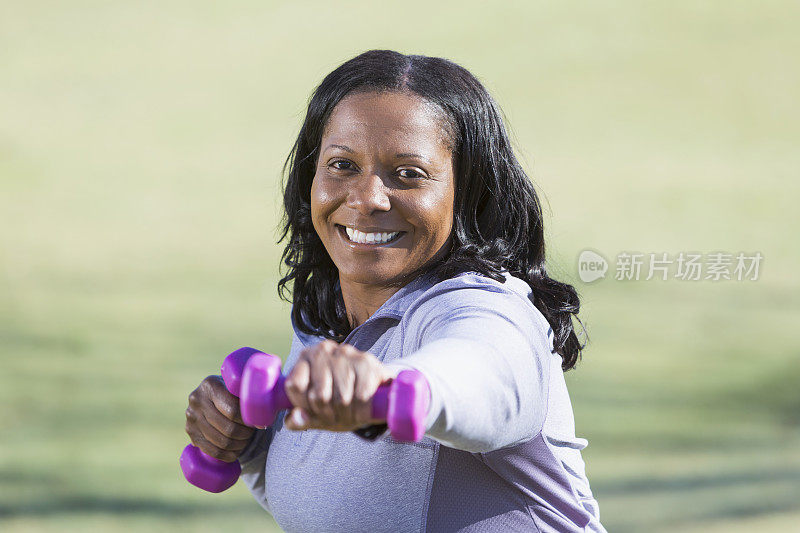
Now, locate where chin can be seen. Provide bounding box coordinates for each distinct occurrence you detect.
[338,266,407,286]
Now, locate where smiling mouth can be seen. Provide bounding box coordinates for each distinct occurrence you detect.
[335,224,405,246]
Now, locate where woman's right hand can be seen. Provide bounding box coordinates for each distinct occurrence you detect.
[185,375,256,462]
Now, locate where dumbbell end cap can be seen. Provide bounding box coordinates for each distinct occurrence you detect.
[240,353,286,427]
[387,370,431,442]
[221,347,264,397]
[180,445,241,493]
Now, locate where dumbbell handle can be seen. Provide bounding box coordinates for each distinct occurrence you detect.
[180,347,262,493]
[241,364,394,422]
[241,352,430,443]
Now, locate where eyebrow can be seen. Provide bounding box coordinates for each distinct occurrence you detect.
[395,152,433,165]
[323,144,432,165]
[325,144,354,154]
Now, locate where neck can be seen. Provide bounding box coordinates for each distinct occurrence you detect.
[338,277,405,329]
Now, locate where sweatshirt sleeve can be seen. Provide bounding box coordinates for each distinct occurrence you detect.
[237,426,275,513]
[383,277,554,453]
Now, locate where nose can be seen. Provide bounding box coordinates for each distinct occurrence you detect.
[345,172,391,215]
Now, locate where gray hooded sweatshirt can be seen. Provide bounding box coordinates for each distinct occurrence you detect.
[238,270,606,532]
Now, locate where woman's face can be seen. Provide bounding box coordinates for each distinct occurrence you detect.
[311,90,456,289]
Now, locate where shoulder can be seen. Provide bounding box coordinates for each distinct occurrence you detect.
[408,270,535,316]
[403,271,554,346]
[289,308,327,349]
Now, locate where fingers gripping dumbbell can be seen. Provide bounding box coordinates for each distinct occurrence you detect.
[240,352,431,443]
[180,347,262,493]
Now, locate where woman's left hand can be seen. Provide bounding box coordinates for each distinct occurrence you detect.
[283,339,395,432]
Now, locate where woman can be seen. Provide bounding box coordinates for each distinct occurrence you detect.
[185,50,606,532]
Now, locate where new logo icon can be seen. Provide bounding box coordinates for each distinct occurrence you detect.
[578,250,608,283]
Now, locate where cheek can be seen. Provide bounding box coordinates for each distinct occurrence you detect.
[309,176,329,240]
[310,176,330,219]
[311,174,344,208]
[410,190,455,240]
[310,174,321,206]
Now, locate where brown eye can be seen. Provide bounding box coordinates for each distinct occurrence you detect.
[331,160,354,171]
[399,168,424,179]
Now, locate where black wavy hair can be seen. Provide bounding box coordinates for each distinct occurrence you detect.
[277,50,586,370]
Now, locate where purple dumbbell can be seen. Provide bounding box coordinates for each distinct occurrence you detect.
[240,352,431,442]
[180,347,265,493]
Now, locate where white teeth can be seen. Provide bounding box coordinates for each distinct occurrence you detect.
[343,226,400,244]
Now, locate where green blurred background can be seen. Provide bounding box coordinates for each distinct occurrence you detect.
[2,1,798,531]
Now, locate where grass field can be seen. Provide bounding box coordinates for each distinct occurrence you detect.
[1,1,799,531]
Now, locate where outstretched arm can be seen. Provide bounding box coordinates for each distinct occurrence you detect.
[385,285,554,453]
